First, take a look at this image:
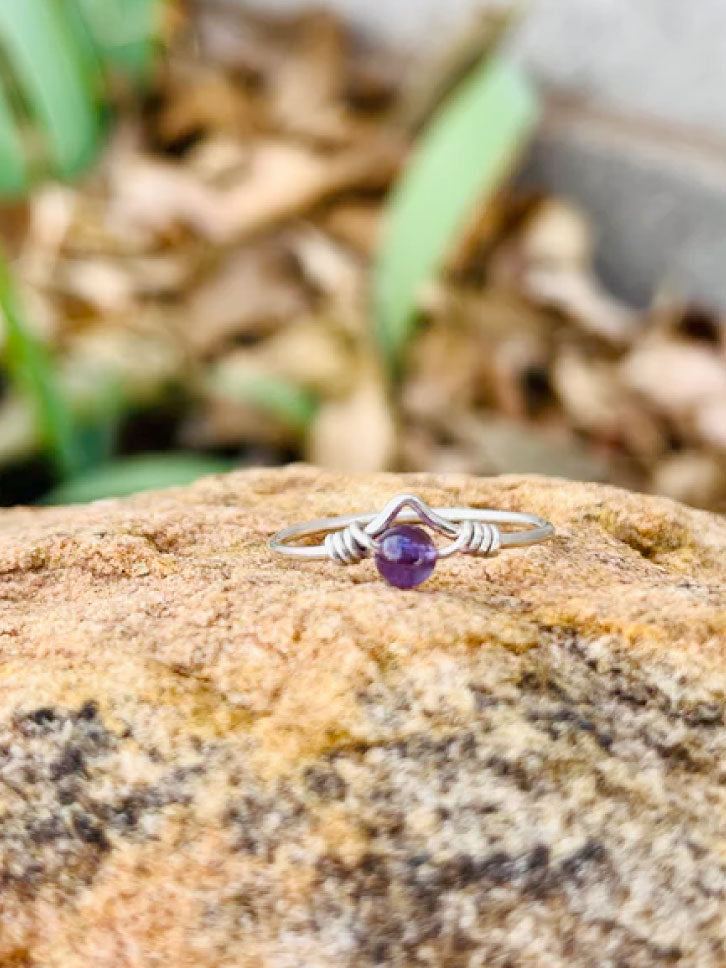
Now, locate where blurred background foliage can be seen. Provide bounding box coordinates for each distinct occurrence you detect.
[0,0,724,509]
[0,0,159,194]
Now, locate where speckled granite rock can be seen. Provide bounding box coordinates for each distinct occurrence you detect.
[1,466,725,967]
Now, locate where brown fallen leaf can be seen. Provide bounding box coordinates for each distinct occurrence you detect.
[490,199,638,344]
[552,348,664,461]
[0,395,39,465]
[289,226,366,335]
[55,258,135,315]
[435,411,608,481]
[322,202,382,257]
[552,349,625,433]
[402,320,491,420]
[211,318,350,398]
[267,9,352,145]
[695,396,726,451]
[108,139,401,244]
[306,361,396,472]
[186,136,252,185]
[20,186,77,281]
[521,197,593,268]
[156,67,254,145]
[255,317,352,396]
[621,341,726,416]
[652,452,726,508]
[524,266,639,344]
[404,441,476,476]
[192,0,290,75]
[181,394,297,451]
[63,322,185,408]
[184,243,310,354]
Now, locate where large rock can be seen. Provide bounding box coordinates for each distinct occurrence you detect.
[1,466,725,967]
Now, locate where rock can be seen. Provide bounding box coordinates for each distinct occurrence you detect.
[0,465,725,967]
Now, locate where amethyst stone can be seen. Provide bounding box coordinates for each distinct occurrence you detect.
[374,524,437,589]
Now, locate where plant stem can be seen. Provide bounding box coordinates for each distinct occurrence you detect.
[0,249,80,478]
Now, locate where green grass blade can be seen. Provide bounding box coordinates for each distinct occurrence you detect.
[236,377,318,433]
[71,379,126,472]
[212,371,318,434]
[0,84,27,195]
[71,0,161,83]
[0,0,102,179]
[63,0,108,102]
[45,453,234,504]
[0,251,81,477]
[375,56,538,370]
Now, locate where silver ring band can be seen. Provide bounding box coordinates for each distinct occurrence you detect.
[270,494,554,582]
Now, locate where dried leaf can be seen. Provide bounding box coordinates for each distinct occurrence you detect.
[57,258,135,314]
[552,349,663,459]
[0,395,39,465]
[63,323,183,408]
[109,139,399,243]
[253,319,352,396]
[653,452,726,508]
[268,9,350,145]
[622,342,726,415]
[289,227,365,334]
[156,70,252,144]
[322,202,382,257]
[185,244,309,354]
[695,396,726,451]
[524,266,640,344]
[402,322,488,420]
[307,363,396,472]
[521,198,593,268]
[438,411,608,481]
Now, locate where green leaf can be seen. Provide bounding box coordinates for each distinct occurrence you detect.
[63,1,108,103]
[71,0,161,83]
[0,0,102,180]
[44,453,234,505]
[72,401,124,473]
[0,83,27,195]
[213,372,318,434]
[0,251,81,477]
[66,372,128,472]
[374,55,538,370]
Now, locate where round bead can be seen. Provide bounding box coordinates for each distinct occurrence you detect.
[374,524,437,589]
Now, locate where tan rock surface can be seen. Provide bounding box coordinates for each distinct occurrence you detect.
[1,465,725,967]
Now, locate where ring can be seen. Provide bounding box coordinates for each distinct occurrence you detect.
[269,493,555,589]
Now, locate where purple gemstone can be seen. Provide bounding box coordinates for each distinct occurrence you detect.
[374,524,437,589]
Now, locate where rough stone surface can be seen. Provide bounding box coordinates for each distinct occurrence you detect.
[1,465,725,967]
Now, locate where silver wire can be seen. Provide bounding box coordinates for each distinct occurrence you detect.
[270,493,553,563]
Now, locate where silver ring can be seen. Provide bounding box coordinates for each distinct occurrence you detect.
[269,493,554,589]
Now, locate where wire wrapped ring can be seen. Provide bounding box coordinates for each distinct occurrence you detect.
[269,493,554,589]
